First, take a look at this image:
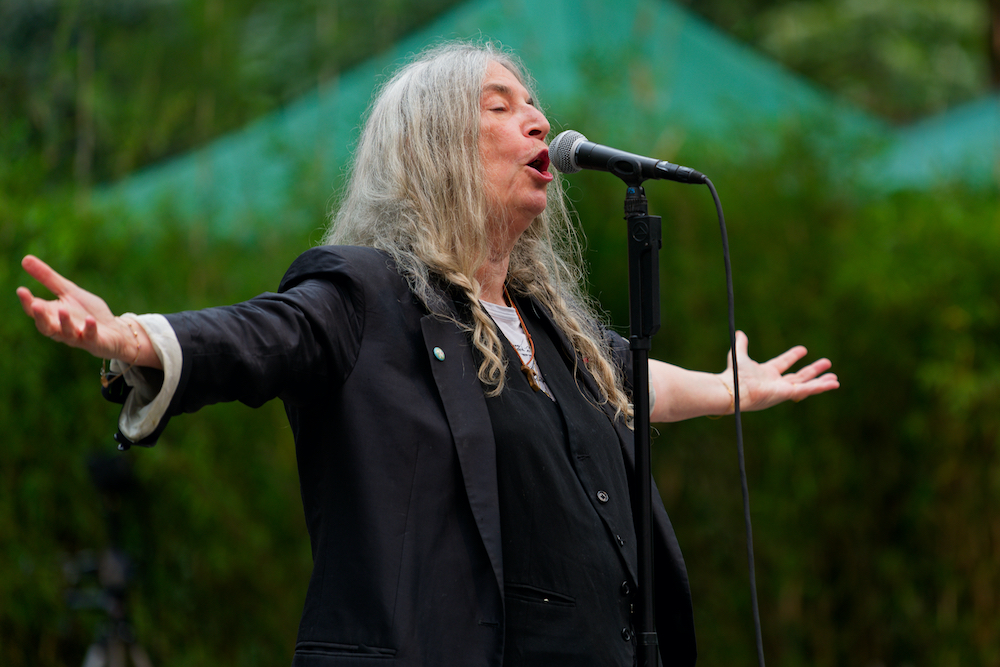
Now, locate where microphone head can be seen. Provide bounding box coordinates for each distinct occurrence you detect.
[548,130,587,174]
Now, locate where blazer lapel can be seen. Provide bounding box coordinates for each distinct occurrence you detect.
[420,310,504,597]
[525,297,632,439]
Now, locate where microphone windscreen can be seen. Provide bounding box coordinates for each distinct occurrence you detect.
[548,130,586,174]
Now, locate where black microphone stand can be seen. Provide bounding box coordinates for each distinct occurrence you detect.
[592,152,686,667]
[623,180,661,667]
[577,147,752,667]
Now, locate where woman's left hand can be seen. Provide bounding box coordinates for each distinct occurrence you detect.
[720,330,839,412]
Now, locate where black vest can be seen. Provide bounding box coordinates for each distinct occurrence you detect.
[484,300,638,666]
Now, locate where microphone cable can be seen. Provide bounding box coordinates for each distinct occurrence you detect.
[705,176,766,667]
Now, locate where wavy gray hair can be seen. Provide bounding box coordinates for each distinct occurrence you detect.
[325,41,631,418]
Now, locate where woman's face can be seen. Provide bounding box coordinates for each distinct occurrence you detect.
[479,61,553,247]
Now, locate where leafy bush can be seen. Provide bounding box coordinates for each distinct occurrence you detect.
[3,194,311,666]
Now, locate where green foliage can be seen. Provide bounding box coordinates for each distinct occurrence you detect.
[2,194,312,665]
[678,0,993,122]
[0,0,464,186]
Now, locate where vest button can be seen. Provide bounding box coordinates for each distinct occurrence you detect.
[597,490,609,503]
[621,627,633,642]
[620,580,630,596]
[615,534,625,547]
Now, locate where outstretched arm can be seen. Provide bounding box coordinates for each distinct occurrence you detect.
[649,330,839,423]
[16,255,162,369]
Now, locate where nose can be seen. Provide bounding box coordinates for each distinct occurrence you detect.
[526,105,550,139]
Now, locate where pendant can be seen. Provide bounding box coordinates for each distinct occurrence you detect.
[521,364,542,392]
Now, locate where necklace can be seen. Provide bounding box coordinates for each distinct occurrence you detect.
[504,287,542,393]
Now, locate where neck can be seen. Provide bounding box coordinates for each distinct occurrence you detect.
[480,215,529,304]
[477,253,510,305]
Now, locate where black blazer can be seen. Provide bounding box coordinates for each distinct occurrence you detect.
[137,246,696,666]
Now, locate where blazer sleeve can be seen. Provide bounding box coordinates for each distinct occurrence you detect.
[165,276,364,413]
[110,250,370,447]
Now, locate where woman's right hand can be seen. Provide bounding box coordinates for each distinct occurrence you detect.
[16,255,159,367]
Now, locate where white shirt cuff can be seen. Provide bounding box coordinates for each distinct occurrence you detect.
[110,313,182,442]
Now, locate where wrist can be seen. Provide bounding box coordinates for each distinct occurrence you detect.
[118,317,142,364]
[102,317,142,389]
[707,373,734,419]
[124,315,163,366]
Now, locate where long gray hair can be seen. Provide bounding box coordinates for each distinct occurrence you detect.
[325,41,631,418]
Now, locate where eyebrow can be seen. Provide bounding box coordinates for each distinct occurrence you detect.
[482,82,534,106]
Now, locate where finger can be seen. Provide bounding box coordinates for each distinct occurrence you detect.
[17,285,59,331]
[735,330,749,357]
[16,286,37,318]
[82,316,99,342]
[31,296,70,338]
[21,255,77,298]
[792,373,840,401]
[785,357,832,383]
[58,307,79,341]
[26,299,54,336]
[726,330,749,368]
[767,345,808,374]
[804,372,840,391]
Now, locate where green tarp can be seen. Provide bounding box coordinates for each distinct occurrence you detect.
[96,0,997,240]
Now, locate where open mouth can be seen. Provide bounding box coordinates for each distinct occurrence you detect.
[527,151,550,174]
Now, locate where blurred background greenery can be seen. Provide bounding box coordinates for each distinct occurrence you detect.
[2,0,998,665]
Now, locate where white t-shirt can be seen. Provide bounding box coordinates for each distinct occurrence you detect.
[480,300,553,399]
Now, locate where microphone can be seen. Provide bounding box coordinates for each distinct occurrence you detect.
[548,130,706,185]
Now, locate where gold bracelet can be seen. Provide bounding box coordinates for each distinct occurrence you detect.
[707,375,734,420]
[100,318,141,388]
